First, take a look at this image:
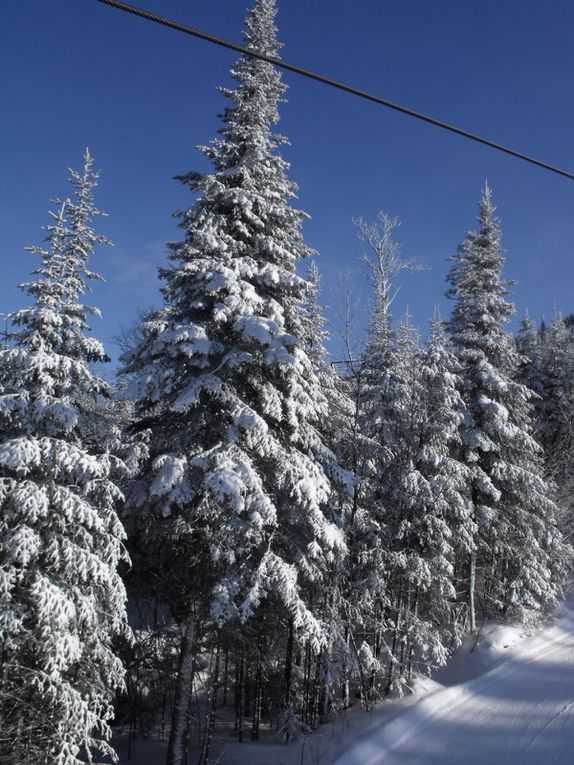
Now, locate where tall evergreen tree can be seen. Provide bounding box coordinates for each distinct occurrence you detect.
[536,312,574,541]
[345,216,423,701]
[0,151,128,765]
[120,2,347,760]
[347,216,406,702]
[299,261,357,717]
[415,314,475,646]
[515,311,544,397]
[446,185,569,625]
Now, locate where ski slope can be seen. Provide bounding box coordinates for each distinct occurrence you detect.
[332,592,574,765]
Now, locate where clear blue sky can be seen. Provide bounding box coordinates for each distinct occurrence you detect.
[2,0,573,364]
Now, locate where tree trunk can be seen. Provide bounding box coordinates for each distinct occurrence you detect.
[244,661,251,720]
[369,599,383,701]
[303,640,312,724]
[311,649,322,729]
[341,626,350,708]
[348,627,369,711]
[222,648,229,707]
[406,588,419,680]
[284,619,294,706]
[385,584,403,696]
[234,650,244,742]
[166,608,196,765]
[251,638,263,741]
[469,550,477,633]
[199,646,220,765]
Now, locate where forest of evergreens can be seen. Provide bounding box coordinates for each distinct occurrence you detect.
[1,2,572,764]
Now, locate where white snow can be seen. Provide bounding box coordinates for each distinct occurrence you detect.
[332,588,574,765]
[113,589,574,765]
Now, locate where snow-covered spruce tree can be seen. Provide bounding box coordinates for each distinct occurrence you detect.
[299,262,359,721]
[356,214,422,522]
[413,314,475,648]
[0,151,128,765]
[446,185,570,625]
[515,311,544,397]
[370,312,434,694]
[300,262,355,495]
[366,312,472,694]
[337,217,400,706]
[121,1,347,759]
[537,312,574,451]
[536,312,574,542]
[351,216,424,700]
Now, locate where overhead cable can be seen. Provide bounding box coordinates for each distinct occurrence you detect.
[96,0,574,182]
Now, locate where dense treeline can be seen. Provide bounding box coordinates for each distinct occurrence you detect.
[0,1,572,763]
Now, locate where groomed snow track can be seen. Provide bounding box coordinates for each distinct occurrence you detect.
[332,592,574,765]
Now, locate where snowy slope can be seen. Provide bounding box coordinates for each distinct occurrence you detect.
[332,590,574,765]
[113,591,574,765]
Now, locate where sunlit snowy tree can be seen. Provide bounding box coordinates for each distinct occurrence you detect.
[0,151,128,764]
[515,312,544,397]
[414,315,475,646]
[372,313,430,693]
[299,261,364,719]
[348,213,426,698]
[446,185,569,624]
[121,1,348,759]
[370,313,472,692]
[536,312,574,542]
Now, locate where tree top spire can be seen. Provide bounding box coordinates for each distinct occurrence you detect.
[244,0,281,57]
[478,180,497,228]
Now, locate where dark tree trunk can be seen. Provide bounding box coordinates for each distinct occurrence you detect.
[234,650,244,742]
[284,619,294,706]
[222,648,229,706]
[251,637,263,741]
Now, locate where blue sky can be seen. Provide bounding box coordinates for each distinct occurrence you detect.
[1,0,573,365]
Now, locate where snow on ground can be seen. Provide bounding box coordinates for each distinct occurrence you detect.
[332,589,574,765]
[115,589,574,764]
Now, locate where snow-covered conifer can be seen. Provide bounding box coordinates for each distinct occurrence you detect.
[301,262,355,497]
[446,185,570,624]
[356,214,409,428]
[515,312,544,396]
[0,151,128,764]
[299,262,362,716]
[371,313,433,692]
[536,312,574,541]
[355,214,418,552]
[537,312,574,449]
[348,217,422,699]
[414,314,475,646]
[371,312,472,685]
[356,214,422,524]
[121,1,347,757]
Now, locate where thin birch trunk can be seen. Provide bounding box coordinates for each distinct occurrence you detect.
[406,588,419,680]
[469,550,477,633]
[199,646,220,765]
[341,626,350,708]
[369,599,383,701]
[222,648,229,706]
[166,608,196,765]
[348,627,369,712]
[385,584,403,696]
